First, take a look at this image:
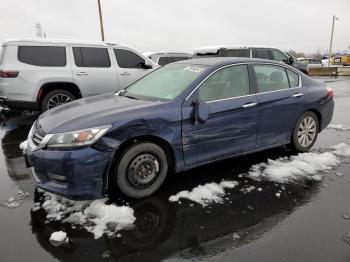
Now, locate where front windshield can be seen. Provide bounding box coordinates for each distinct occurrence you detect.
[123,63,207,101]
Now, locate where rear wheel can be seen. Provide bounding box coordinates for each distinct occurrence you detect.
[114,142,169,198]
[41,89,76,111]
[290,111,319,152]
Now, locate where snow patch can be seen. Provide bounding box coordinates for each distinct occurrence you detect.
[169,180,238,207]
[328,124,350,131]
[37,192,135,239]
[50,231,67,242]
[248,151,339,183]
[1,191,30,208]
[331,143,350,157]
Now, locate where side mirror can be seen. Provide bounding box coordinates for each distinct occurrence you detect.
[283,57,294,65]
[143,60,153,69]
[194,100,209,124]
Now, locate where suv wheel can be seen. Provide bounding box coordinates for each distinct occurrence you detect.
[41,89,76,111]
[114,142,169,198]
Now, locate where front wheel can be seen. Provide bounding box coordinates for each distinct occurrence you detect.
[290,111,319,152]
[115,142,169,198]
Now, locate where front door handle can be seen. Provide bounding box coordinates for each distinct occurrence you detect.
[242,102,257,108]
[76,72,88,76]
[292,93,304,98]
[120,72,130,76]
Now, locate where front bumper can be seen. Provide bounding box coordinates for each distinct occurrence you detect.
[26,146,115,199]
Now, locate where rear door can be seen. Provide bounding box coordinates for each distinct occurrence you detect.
[114,48,154,89]
[253,64,306,147]
[182,64,258,166]
[71,46,117,96]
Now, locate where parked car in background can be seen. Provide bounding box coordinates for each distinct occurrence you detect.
[300,58,323,68]
[193,46,309,74]
[331,54,350,66]
[25,57,334,199]
[0,39,156,111]
[145,52,192,66]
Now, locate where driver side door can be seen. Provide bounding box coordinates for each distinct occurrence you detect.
[181,64,258,167]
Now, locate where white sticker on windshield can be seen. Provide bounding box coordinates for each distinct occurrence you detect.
[184,66,205,73]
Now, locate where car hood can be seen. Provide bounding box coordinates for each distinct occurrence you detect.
[37,93,165,134]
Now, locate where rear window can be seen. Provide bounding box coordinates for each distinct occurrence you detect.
[73,47,111,68]
[220,49,250,57]
[18,46,66,67]
[0,46,5,65]
[158,56,190,66]
[252,49,271,59]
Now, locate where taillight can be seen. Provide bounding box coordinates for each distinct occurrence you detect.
[0,70,19,78]
[327,87,334,98]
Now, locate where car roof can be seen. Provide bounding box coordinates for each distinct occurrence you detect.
[2,38,129,48]
[193,45,278,55]
[176,57,285,67]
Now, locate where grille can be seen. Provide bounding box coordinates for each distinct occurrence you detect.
[32,121,46,146]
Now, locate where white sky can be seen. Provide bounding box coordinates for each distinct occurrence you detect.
[0,0,349,54]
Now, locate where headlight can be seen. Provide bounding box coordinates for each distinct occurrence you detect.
[46,125,111,148]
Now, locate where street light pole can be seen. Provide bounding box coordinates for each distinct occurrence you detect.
[97,0,105,41]
[328,15,339,67]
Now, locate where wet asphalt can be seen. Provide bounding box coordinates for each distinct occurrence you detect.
[0,77,350,262]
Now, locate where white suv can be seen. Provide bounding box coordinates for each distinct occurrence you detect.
[0,39,157,111]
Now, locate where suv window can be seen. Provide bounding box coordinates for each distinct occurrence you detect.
[73,47,110,67]
[220,49,250,58]
[271,49,288,61]
[252,49,271,59]
[199,65,250,102]
[253,64,289,92]
[286,69,299,87]
[114,49,145,68]
[18,46,66,67]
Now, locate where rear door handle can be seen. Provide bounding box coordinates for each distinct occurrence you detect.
[292,93,304,98]
[76,72,88,76]
[242,102,257,108]
[120,72,130,76]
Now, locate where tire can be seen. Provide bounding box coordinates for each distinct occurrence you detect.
[41,89,76,111]
[115,142,169,198]
[290,111,319,152]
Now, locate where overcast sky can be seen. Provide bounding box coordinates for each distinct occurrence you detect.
[1,0,349,54]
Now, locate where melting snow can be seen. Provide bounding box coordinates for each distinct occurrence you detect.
[248,151,339,183]
[36,192,135,239]
[328,124,350,131]
[1,191,30,208]
[50,231,68,243]
[331,143,350,157]
[169,180,239,207]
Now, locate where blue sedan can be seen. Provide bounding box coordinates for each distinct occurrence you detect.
[25,58,334,199]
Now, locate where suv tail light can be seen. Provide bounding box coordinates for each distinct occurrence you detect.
[327,87,334,98]
[0,70,19,78]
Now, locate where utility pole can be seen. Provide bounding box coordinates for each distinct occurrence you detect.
[97,0,105,41]
[328,15,339,66]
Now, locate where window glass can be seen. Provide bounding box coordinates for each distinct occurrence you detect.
[124,63,207,101]
[252,49,271,59]
[158,56,190,66]
[286,69,299,87]
[0,47,5,65]
[271,49,288,61]
[18,46,66,67]
[254,65,289,92]
[114,49,145,68]
[73,47,110,67]
[158,57,169,66]
[199,65,250,102]
[220,49,250,58]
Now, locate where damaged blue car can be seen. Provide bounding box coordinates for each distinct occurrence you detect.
[25,58,334,199]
